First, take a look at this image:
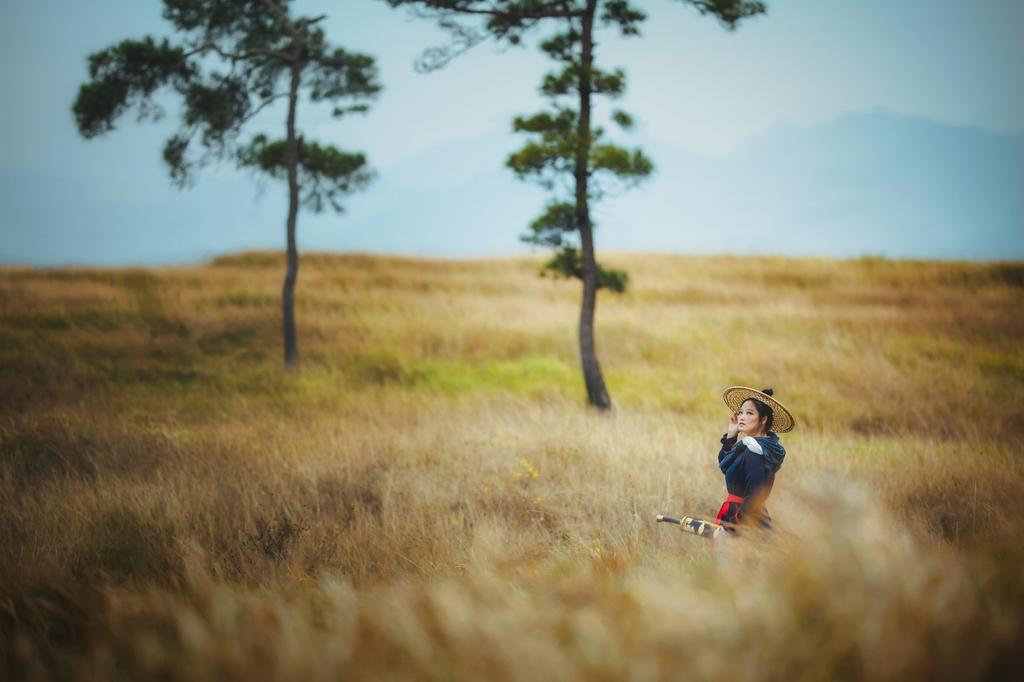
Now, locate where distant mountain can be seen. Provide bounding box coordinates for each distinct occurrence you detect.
[330,133,541,256]
[597,109,1024,259]
[339,109,1024,261]
[1,109,1021,265]
[0,169,282,266]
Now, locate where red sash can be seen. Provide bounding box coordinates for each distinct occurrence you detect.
[715,493,745,522]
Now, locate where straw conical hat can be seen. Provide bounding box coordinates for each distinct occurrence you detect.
[722,386,796,433]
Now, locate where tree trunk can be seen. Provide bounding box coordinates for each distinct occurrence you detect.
[282,61,301,371]
[575,0,611,411]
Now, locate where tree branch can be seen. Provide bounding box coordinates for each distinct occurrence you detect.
[260,0,299,36]
[407,1,583,20]
[309,51,355,69]
[258,0,326,40]
[238,92,290,126]
[296,15,327,31]
[199,41,291,64]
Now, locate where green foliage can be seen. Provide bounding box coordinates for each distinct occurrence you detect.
[503,9,652,293]
[519,203,628,293]
[307,47,381,102]
[162,0,288,38]
[684,0,767,28]
[506,107,651,198]
[610,109,633,129]
[600,0,646,35]
[73,37,195,138]
[73,0,380,203]
[507,110,577,188]
[522,201,577,248]
[541,246,629,293]
[385,1,586,68]
[538,30,580,61]
[590,144,653,179]
[183,77,251,143]
[541,64,625,97]
[238,135,374,212]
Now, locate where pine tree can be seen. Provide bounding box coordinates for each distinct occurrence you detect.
[73,0,381,370]
[384,0,766,409]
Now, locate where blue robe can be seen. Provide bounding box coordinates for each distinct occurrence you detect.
[717,432,786,527]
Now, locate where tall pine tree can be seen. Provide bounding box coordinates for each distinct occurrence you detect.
[73,0,381,370]
[384,0,766,409]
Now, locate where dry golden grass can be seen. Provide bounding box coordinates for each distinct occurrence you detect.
[1,252,1023,680]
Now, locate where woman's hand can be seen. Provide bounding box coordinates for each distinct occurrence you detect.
[726,411,740,439]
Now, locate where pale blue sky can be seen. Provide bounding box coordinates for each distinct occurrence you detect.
[0,0,1022,264]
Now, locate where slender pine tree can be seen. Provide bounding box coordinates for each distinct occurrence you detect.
[73,0,381,370]
[384,0,766,409]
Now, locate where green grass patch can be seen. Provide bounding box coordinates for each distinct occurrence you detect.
[607,366,699,411]
[347,348,408,385]
[217,290,277,308]
[409,355,575,394]
[976,350,1024,384]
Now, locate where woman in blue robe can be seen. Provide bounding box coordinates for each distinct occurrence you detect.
[715,386,795,530]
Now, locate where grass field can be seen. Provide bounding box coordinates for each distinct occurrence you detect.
[2,252,1023,680]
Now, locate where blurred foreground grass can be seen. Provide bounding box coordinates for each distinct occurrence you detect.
[1,252,1023,680]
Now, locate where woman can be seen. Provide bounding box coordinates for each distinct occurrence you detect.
[715,386,795,531]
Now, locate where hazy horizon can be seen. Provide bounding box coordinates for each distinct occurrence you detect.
[1,0,1022,265]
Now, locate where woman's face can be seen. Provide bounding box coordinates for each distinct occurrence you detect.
[736,399,767,436]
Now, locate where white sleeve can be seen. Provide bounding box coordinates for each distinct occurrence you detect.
[741,436,763,455]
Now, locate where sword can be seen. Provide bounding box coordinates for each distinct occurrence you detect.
[656,513,728,540]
